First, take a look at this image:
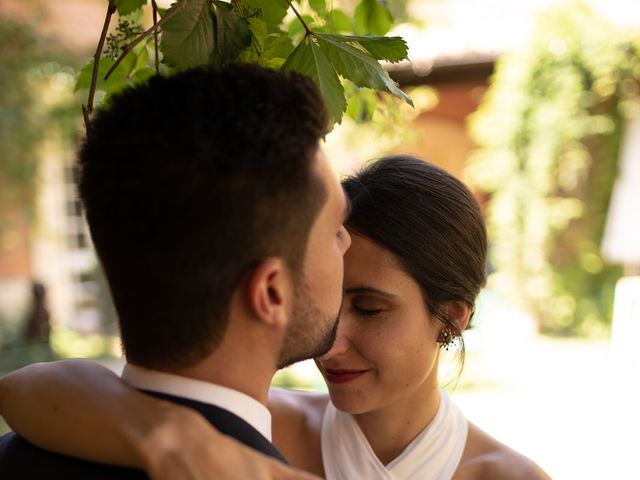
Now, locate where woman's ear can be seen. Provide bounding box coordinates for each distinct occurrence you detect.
[245,258,293,329]
[443,301,472,333]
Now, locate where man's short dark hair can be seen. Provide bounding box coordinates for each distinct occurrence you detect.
[78,64,328,369]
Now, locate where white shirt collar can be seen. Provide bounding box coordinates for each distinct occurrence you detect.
[121,363,272,441]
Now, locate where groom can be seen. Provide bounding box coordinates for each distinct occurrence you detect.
[0,64,351,477]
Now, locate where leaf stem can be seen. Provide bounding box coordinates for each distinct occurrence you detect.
[151,0,160,74]
[83,0,116,132]
[105,0,185,81]
[287,1,312,36]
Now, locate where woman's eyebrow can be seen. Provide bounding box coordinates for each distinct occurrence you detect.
[344,287,397,299]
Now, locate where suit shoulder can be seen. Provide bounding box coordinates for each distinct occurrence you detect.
[0,431,147,479]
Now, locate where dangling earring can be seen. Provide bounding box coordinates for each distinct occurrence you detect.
[437,328,456,350]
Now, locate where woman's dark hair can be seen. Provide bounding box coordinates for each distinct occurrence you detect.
[342,155,487,357]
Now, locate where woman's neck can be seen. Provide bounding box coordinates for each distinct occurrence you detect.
[352,380,441,465]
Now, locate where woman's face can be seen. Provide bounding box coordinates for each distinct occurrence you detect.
[316,233,441,415]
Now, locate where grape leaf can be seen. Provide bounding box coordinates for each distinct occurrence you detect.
[309,0,326,14]
[248,17,268,51]
[115,0,147,15]
[75,54,144,105]
[241,0,288,30]
[329,34,408,63]
[315,33,412,105]
[325,9,352,33]
[262,57,286,69]
[282,36,346,124]
[161,0,215,70]
[212,1,251,66]
[263,32,294,60]
[346,85,378,123]
[354,0,392,36]
[288,14,315,42]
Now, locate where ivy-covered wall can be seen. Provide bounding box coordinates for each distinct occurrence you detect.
[467,3,640,335]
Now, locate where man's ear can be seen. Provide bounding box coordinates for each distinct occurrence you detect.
[443,301,472,333]
[245,258,293,329]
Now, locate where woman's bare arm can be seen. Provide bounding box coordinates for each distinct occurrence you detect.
[0,360,320,480]
[0,359,156,467]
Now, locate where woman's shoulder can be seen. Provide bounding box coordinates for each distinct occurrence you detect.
[455,422,551,480]
[267,388,330,473]
[268,387,330,425]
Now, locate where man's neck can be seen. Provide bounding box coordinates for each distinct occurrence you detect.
[163,345,276,406]
[122,363,275,441]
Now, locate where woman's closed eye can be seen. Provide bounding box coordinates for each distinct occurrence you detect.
[352,305,385,317]
[347,291,395,317]
[353,305,384,316]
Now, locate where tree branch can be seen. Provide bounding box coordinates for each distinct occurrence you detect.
[83,1,116,132]
[287,1,312,36]
[231,0,245,17]
[151,0,160,74]
[105,0,185,81]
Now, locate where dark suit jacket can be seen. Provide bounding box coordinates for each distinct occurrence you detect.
[0,390,286,479]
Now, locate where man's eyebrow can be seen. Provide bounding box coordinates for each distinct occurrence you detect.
[344,287,397,299]
[342,189,352,223]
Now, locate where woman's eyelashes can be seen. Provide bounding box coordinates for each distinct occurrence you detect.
[351,298,389,317]
[353,305,384,316]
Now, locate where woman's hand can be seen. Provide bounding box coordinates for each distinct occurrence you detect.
[138,405,321,480]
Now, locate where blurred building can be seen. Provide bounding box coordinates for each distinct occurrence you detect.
[0,0,106,337]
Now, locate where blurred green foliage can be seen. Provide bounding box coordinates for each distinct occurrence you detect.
[0,18,79,213]
[0,19,43,207]
[468,2,640,335]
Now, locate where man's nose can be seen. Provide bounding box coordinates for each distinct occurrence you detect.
[319,321,350,361]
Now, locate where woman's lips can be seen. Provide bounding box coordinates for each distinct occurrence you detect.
[324,368,369,384]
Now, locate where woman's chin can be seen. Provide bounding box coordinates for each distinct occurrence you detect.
[328,390,376,416]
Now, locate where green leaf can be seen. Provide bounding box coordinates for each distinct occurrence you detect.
[161,0,215,70]
[241,0,288,30]
[346,85,378,123]
[115,0,147,15]
[212,1,251,66]
[325,9,352,33]
[282,36,346,124]
[263,32,294,59]
[248,17,268,51]
[309,0,326,14]
[131,66,156,84]
[288,14,314,41]
[315,32,412,106]
[134,42,150,70]
[262,57,286,69]
[335,35,408,63]
[75,54,137,97]
[354,0,393,36]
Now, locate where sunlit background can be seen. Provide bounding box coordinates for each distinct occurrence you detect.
[1,1,640,478]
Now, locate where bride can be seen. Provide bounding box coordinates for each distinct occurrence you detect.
[0,155,550,479]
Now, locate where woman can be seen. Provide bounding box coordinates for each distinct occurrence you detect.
[0,156,550,479]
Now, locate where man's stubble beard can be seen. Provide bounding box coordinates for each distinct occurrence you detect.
[277,281,341,370]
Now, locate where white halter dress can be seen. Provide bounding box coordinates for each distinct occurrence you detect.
[321,390,468,480]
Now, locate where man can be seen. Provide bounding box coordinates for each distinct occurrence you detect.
[0,64,351,477]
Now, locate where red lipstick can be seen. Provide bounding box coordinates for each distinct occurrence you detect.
[324,368,368,384]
